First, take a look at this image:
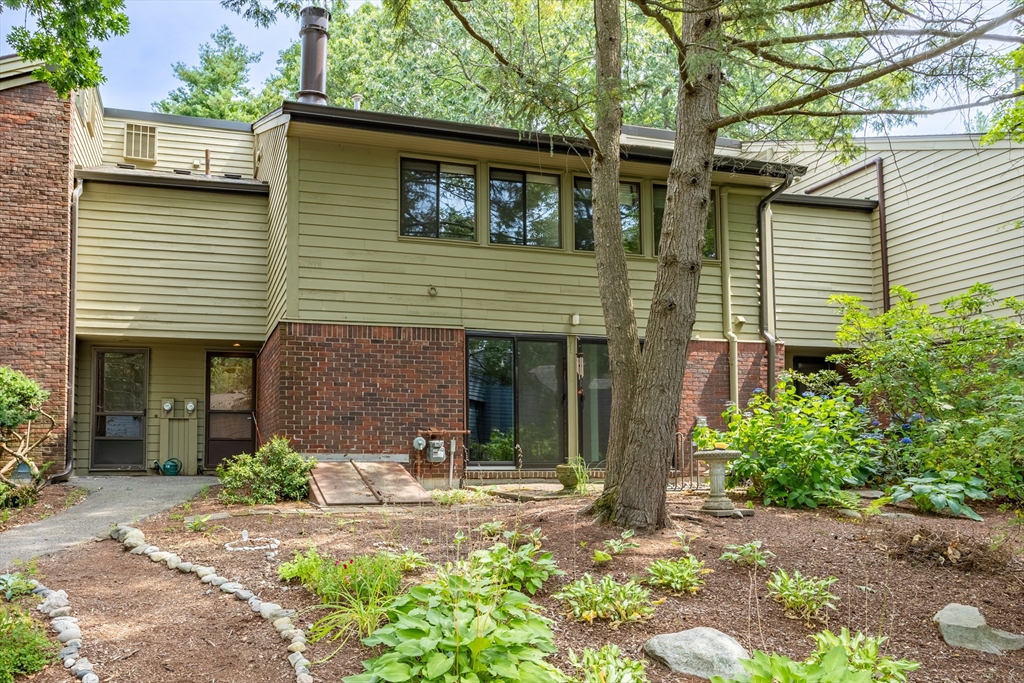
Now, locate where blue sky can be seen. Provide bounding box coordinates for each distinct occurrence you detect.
[1,0,979,134]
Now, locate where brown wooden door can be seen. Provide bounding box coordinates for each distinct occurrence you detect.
[205,353,256,470]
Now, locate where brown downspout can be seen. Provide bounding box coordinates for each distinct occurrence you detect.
[50,179,83,484]
[758,174,795,398]
[803,157,890,311]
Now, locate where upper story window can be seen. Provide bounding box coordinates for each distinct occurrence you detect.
[573,178,641,253]
[653,185,717,259]
[489,169,561,247]
[400,158,476,241]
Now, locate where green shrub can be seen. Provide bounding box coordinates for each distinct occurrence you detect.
[831,284,1024,500]
[469,539,562,595]
[568,644,649,683]
[889,470,990,521]
[766,569,839,624]
[216,436,316,504]
[0,604,56,683]
[0,573,35,601]
[645,555,710,594]
[807,629,919,682]
[554,574,656,627]
[722,376,878,509]
[430,487,493,506]
[344,565,566,683]
[719,541,773,569]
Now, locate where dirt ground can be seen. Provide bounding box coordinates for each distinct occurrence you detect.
[22,488,1024,683]
[0,482,88,533]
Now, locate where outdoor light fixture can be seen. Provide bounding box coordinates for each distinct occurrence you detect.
[571,313,580,326]
[12,461,32,485]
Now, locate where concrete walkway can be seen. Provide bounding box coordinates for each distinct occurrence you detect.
[0,476,217,570]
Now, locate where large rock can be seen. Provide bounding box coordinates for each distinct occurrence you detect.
[644,627,749,680]
[934,604,1024,655]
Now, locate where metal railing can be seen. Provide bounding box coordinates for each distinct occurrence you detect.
[669,429,709,491]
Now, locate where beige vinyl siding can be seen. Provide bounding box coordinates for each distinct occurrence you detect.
[292,135,756,339]
[76,183,268,339]
[724,193,763,334]
[101,116,255,177]
[786,138,1024,315]
[71,88,104,168]
[773,205,874,346]
[256,123,290,332]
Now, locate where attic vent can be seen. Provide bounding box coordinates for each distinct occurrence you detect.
[124,123,157,161]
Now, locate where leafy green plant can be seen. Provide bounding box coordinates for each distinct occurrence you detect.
[568,458,592,493]
[712,645,890,683]
[645,555,710,594]
[567,644,649,683]
[831,284,1024,500]
[889,471,990,521]
[807,629,919,682]
[553,574,657,627]
[766,569,839,623]
[603,529,640,555]
[392,549,430,572]
[344,565,566,683]
[0,604,56,683]
[185,514,212,532]
[216,436,316,505]
[0,366,55,492]
[475,520,505,537]
[470,540,562,595]
[592,549,613,565]
[280,546,406,646]
[723,375,878,509]
[720,541,774,569]
[0,573,34,601]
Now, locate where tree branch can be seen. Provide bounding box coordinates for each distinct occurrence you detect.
[712,4,1024,129]
[630,0,688,59]
[762,89,1024,118]
[728,29,1024,51]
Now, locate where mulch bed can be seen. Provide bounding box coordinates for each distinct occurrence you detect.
[25,488,1024,683]
[0,482,88,534]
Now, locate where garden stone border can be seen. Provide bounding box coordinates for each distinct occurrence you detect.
[29,581,99,682]
[109,523,313,683]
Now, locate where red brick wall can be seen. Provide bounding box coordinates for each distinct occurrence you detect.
[678,340,785,432]
[0,81,73,468]
[257,323,466,478]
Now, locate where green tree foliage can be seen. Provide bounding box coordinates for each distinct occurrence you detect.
[830,284,1024,500]
[1,0,128,96]
[153,26,266,121]
[0,367,53,490]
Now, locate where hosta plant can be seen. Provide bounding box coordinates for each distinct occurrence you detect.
[719,541,773,569]
[645,555,711,594]
[807,629,919,683]
[766,569,839,624]
[343,566,566,683]
[553,574,658,627]
[470,539,562,595]
[889,471,989,521]
[567,644,649,683]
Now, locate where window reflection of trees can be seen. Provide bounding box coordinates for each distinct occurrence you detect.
[573,179,641,253]
[489,169,561,247]
[654,185,717,258]
[400,159,475,240]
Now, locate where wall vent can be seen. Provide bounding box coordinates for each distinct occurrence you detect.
[124,123,157,161]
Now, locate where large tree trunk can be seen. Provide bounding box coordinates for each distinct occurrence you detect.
[611,0,722,531]
[589,0,639,494]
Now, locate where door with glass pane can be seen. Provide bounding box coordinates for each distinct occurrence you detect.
[92,349,148,470]
[578,340,611,468]
[206,353,256,469]
[467,336,566,468]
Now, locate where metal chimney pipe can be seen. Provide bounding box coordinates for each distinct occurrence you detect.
[297,6,330,105]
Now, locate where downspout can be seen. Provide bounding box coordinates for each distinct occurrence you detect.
[803,157,890,311]
[719,190,739,406]
[50,179,83,484]
[757,174,795,398]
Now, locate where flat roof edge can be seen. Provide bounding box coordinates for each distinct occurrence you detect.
[103,108,253,132]
[76,168,269,195]
[774,193,877,212]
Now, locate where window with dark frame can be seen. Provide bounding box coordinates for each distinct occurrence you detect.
[489,169,561,247]
[400,158,476,240]
[573,178,642,253]
[653,186,718,258]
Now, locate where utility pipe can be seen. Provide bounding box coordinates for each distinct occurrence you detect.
[718,190,739,406]
[757,174,795,398]
[803,157,890,311]
[50,179,84,484]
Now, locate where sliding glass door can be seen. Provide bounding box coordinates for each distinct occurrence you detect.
[467,335,566,468]
[578,340,611,468]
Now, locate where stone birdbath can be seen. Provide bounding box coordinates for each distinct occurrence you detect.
[695,449,745,517]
